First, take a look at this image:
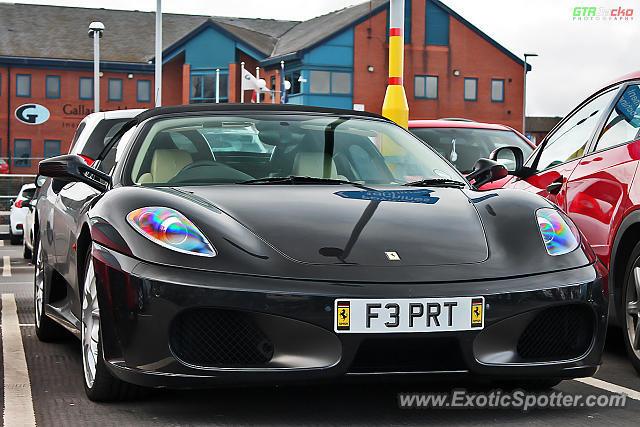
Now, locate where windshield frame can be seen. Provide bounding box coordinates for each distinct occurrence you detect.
[117,111,470,188]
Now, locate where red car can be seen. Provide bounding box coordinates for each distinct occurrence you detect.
[501,71,640,372]
[409,119,535,189]
[0,158,9,174]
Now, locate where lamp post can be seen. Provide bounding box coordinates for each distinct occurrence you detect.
[88,22,104,113]
[155,0,162,107]
[381,0,408,129]
[523,53,538,135]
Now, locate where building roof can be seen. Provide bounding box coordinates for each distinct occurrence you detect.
[269,0,387,59]
[0,1,526,69]
[525,117,563,133]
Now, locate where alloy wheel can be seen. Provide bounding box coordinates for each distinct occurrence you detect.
[34,241,44,328]
[81,256,100,389]
[626,266,640,359]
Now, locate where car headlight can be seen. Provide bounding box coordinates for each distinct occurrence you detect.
[127,207,216,257]
[536,208,580,256]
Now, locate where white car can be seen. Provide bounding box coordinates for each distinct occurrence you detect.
[69,109,145,165]
[9,183,36,244]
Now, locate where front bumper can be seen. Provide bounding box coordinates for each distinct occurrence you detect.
[92,244,608,388]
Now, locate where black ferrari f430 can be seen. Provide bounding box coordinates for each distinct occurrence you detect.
[32,104,608,401]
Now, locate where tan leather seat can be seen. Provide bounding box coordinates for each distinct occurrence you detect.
[292,152,341,178]
[137,149,192,184]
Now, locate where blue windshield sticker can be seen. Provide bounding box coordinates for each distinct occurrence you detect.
[334,189,440,205]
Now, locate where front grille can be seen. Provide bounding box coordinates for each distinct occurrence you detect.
[170,308,274,368]
[349,337,466,373]
[517,305,593,361]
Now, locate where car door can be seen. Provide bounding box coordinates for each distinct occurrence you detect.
[564,82,640,265]
[509,86,621,211]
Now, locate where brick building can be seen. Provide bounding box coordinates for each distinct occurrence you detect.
[0,1,527,173]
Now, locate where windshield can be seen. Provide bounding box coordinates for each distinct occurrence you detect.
[128,114,463,187]
[410,127,534,174]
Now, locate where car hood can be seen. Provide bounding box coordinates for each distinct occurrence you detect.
[181,185,488,267]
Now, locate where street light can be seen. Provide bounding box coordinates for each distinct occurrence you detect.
[523,53,538,135]
[88,21,104,113]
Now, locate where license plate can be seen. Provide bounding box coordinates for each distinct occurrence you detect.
[334,297,484,333]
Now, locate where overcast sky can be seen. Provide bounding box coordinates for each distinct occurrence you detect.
[6,0,640,117]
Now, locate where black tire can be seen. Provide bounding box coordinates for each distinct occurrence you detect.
[81,247,145,401]
[34,240,67,342]
[620,241,640,374]
[9,228,20,245]
[23,240,31,260]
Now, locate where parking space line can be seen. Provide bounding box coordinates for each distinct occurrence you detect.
[2,293,36,427]
[575,377,640,400]
[2,255,10,277]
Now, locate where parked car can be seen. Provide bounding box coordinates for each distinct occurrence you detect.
[0,158,9,174]
[409,119,535,188]
[69,109,145,165]
[499,71,640,373]
[33,104,606,401]
[9,183,36,244]
[22,176,45,261]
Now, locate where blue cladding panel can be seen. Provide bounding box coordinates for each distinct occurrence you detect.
[426,0,449,46]
[304,95,352,109]
[184,27,235,69]
[303,28,353,67]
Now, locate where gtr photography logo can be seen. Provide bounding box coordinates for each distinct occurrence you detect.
[573,6,634,21]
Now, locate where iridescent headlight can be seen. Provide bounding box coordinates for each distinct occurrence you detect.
[127,207,216,257]
[536,208,580,256]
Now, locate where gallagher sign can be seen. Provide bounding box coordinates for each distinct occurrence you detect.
[15,104,50,125]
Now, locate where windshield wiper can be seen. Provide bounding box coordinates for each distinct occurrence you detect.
[403,178,466,188]
[238,176,373,189]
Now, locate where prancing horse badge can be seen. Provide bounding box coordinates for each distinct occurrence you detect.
[385,251,400,261]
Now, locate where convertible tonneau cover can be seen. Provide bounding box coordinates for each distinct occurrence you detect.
[131,103,387,125]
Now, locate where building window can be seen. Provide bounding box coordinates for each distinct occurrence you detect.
[79,77,93,100]
[309,70,351,94]
[45,76,61,99]
[44,140,61,158]
[190,72,228,103]
[464,78,477,101]
[16,74,31,97]
[108,78,123,101]
[425,0,449,46]
[491,79,504,102]
[286,71,302,94]
[14,139,30,167]
[137,80,151,102]
[332,72,351,94]
[414,75,438,99]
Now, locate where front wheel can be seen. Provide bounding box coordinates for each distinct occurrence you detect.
[622,242,640,374]
[81,246,144,401]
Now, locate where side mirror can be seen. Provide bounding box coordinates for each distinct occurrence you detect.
[489,146,535,178]
[466,158,508,188]
[35,174,46,188]
[489,146,524,173]
[38,154,111,193]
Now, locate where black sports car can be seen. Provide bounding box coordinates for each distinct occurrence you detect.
[33,104,607,401]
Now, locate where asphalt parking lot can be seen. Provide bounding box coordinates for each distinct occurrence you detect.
[0,242,638,426]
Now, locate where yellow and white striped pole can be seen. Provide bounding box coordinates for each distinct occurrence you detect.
[382,0,409,129]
